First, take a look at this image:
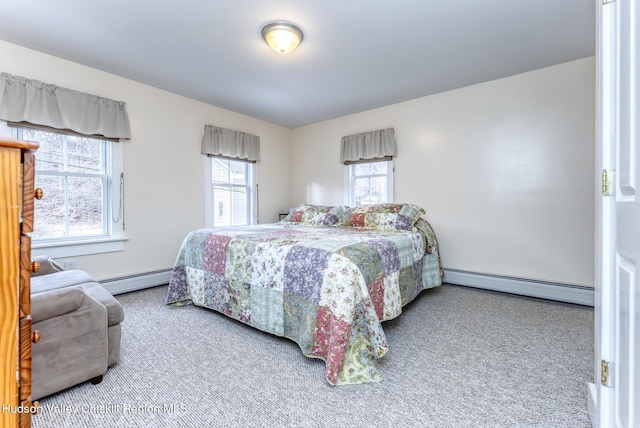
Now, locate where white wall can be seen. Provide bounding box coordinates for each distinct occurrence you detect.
[0,39,595,287]
[0,40,292,281]
[291,58,596,286]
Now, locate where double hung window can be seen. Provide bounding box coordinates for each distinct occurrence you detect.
[346,159,394,206]
[206,157,256,227]
[14,126,124,256]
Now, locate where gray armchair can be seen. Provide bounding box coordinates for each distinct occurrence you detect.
[30,257,124,400]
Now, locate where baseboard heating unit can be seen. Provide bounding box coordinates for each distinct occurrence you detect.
[443,269,594,306]
[99,269,173,295]
[99,267,594,306]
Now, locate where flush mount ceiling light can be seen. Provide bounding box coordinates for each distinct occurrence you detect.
[261,21,304,54]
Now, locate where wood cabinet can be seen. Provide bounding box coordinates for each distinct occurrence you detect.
[1,137,39,428]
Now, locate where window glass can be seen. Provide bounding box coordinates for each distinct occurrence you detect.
[18,128,110,241]
[370,161,388,175]
[210,158,254,227]
[354,163,371,175]
[347,160,393,206]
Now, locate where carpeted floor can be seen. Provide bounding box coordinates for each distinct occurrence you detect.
[31,284,594,428]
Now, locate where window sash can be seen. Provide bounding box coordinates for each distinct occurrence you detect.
[213,184,250,227]
[33,173,110,242]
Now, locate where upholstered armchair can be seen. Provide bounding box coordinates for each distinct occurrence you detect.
[30,257,124,400]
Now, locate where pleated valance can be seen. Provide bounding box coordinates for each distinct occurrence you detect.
[340,127,396,164]
[201,124,260,162]
[0,72,131,140]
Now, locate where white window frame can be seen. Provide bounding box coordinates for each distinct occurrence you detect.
[204,156,257,228]
[0,121,126,258]
[344,159,394,206]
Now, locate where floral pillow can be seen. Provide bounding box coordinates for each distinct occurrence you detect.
[280,204,349,226]
[348,203,425,231]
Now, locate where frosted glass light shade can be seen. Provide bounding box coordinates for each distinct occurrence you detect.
[261,21,304,54]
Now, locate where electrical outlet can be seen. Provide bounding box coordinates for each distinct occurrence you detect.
[64,260,78,270]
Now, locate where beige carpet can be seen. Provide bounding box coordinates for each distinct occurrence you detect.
[31,284,593,428]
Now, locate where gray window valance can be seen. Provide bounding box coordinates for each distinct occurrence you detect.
[201,124,260,162]
[0,72,131,140]
[340,127,396,164]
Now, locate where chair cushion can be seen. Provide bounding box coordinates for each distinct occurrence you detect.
[31,270,95,294]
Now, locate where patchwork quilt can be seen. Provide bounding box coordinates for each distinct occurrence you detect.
[166,218,443,385]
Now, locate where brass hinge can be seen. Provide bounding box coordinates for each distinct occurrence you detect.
[601,360,610,386]
[602,169,614,196]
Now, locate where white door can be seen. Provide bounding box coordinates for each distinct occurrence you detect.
[595,0,639,427]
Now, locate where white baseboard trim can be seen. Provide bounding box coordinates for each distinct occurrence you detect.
[443,269,594,306]
[99,269,173,295]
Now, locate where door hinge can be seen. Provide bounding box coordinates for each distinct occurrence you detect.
[602,169,614,196]
[601,360,610,386]
[603,0,615,4]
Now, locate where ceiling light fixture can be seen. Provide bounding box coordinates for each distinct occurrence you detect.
[261,21,304,54]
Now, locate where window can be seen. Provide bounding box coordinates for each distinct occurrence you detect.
[346,160,394,206]
[14,126,125,257]
[206,157,256,227]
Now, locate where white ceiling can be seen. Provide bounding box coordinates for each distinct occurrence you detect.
[0,0,595,128]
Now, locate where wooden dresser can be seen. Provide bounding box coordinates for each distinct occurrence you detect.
[0,137,40,428]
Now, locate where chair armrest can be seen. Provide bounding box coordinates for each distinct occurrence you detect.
[31,287,84,323]
[31,255,64,277]
[80,283,125,326]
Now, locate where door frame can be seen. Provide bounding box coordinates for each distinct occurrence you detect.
[592,0,637,426]
[592,0,615,422]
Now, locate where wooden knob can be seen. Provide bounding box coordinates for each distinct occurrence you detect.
[34,188,43,200]
[32,330,41,343]
[31,260,40,273]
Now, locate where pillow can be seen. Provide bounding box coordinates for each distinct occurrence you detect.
[348,203,425,231]
[280,204,349,226]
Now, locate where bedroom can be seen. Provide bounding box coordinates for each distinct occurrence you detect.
[0,1,634,427]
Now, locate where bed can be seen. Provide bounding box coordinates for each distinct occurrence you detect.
[165,203,443,385]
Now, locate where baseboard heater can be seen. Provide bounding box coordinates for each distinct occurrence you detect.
[99,268,173,295]
[443,268,594,307]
